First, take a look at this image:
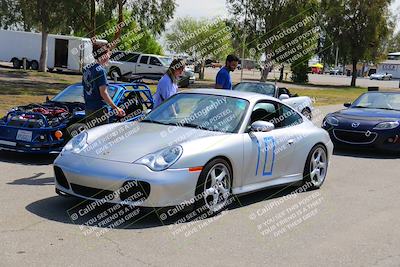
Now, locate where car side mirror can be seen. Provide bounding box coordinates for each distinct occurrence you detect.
[344,102,351,107]
[250,121,275,132]
[279,94,290,100]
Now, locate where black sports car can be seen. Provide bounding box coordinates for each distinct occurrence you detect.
[322,92,400,152]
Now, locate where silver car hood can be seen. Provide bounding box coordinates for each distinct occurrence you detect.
[80,122,223,163]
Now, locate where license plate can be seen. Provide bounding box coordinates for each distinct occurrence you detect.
[16,130,32,142]
[0,140,16,146]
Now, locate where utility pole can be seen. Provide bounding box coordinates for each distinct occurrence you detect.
[335,46,339,68]
[240,0,248,82]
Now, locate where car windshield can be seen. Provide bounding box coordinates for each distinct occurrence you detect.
[351,93,400,111]
[234,83,276,96]
[159,57,173,66]
[143,93,249,133]
[51,84,117,103]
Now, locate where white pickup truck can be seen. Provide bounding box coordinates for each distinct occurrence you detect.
[233,81,314,119]
[106,51,173,80]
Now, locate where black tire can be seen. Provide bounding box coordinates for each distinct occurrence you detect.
[30,60,39,70]
[109,67,121,80]
[194,158,232,216]
[301,108,312,120]
[303,144,328,189]
[11,58,21,69]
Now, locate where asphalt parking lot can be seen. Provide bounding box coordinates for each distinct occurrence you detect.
[1,105,400,266]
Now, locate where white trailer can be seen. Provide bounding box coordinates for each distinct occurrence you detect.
[0,29,107,72]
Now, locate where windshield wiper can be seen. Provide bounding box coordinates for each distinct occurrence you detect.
[180,123,220,132]
[141,119,176,126]
[352,105,368,108]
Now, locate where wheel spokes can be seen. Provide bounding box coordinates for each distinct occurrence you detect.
[203,164,231,212]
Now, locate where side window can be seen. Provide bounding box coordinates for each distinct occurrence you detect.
[279,104,303,127]
[278,87,290,96]
[139,56,149,64]
[119,53,138,63]
[110,52,121,61]
[128,53,139,63]
[250,102,280,127]
[149,57,162,66]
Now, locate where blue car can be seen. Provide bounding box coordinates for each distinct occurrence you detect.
[322,91,400,152]
[0,82,154,154]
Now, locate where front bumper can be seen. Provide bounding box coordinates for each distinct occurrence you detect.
[0,125,65,154]
[323,126,400,152]
[54,153,201,207]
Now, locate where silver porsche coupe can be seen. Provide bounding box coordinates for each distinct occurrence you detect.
[54,89,333,214]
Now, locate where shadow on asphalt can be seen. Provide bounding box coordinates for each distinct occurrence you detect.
[7,172,54,186]
[333,147,400,159]
[0,151,57,165]
[25,183,308,230]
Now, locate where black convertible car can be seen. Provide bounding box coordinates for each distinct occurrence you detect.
[322,91,400,152]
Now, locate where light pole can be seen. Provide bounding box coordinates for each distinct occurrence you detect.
[240,0,248,82]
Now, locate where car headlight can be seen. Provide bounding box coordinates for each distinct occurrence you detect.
[324,116,339,126]
[62,131,88,154]
[135,145,183,171]
[373,121,399,130]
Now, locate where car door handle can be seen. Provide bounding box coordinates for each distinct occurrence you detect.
[137,64,141,67]
[288,139,295,145]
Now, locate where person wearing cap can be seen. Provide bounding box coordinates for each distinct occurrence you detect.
[215,54,239,90]
[153,59,185,108]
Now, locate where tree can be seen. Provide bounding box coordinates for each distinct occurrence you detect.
[321,0,392,86]
[99,13,164,54]
[227,0,319,82]
[1,0,174,71]
[0,0,69,72]
[165,17,234,79]
[388,32,400,53]
[0,0,34,31]
[65,0,176,40]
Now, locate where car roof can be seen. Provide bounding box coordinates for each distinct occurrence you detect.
[71,82,148,89]
[178,88,278,102]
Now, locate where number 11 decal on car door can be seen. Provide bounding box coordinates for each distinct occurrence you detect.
[255,136,276,176]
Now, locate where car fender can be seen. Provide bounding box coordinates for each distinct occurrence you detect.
[172,133,245,188]
[282,96,313,113]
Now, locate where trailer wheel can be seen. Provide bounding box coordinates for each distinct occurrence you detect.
[11,58,21,69]
[30,60,39,70]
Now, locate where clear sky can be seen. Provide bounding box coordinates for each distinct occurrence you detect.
[173,0,228,19]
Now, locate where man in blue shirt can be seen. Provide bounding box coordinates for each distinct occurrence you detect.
[215,55,239,90]
[82,43,125,127]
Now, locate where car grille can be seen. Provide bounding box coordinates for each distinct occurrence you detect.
[119,180,150,203]
[333,129,378,144]
[70,183,115,200]
[54,166,70,190]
